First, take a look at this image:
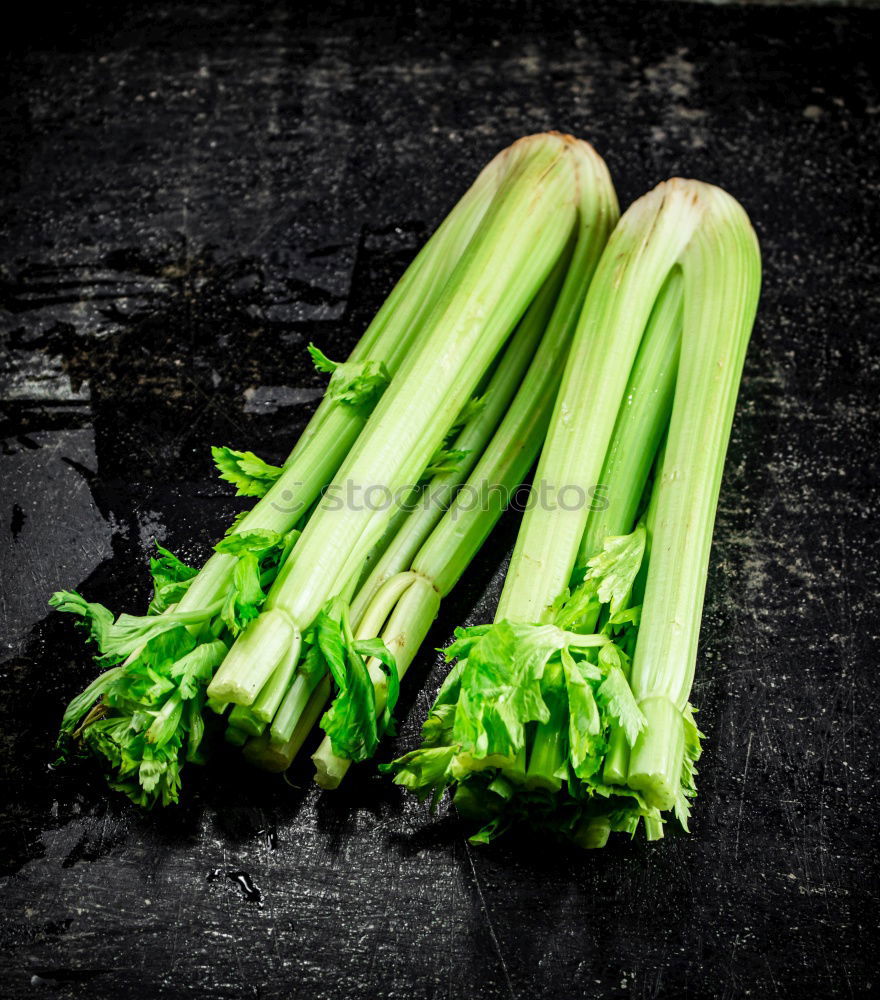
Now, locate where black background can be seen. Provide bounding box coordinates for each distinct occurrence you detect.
[1,2,878,997]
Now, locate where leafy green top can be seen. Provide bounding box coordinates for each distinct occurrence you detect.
[383,523,701,847]
[51,528,300,806]
[315,598,399,762]
[307,344,391,412]
[212,447,284,499]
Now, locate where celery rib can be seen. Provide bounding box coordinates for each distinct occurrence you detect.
[626,183,761,810]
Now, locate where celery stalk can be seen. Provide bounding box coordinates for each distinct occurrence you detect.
[51,135,525,808]
[251,631,303,723]
[575,268,683,574]
[348,248,571,626]
[273,139,580,621]
[246,676,333,773]
[171,145,515,616]
[497,186,710,625]
[269,669,324,747]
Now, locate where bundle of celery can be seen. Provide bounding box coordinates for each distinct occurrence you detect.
[52,132,615,805]
[385,178,761,848]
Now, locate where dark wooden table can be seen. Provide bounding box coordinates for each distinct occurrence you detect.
[1,2,878,997]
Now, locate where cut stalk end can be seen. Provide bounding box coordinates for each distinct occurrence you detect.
[643,815,666,842]
[228,704,267,737]
[573,815,612,850]
[625,696,684,811]
[312,737,351,790]
[254,676,332,772]
[207,608,298,705]
[602,726,631,786]
[225,726,249,747]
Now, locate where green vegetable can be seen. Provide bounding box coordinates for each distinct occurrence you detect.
[385,178,761,847]
[51,134,540,805]
[53,138,759,847]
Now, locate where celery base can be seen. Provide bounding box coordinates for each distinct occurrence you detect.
[625,696,684,811]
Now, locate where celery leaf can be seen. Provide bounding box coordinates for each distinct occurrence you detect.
[451,621,561,758]
[380,745,457,803]
[214,529,283,556]
[307,343,337,373]
[674,703,704,831]
[317,599,380,762]
[212,446,283,498]
[59,665,125,735]
[309,344,391,411]
[169,640,228,700]
[442,624,492,663]
[560,647,604,776]
[596,644,646,747]
[423,447,470,477]
[220,551,265,634]
[544,579,601,632]
[49,590,116,652]
[353,637,400,737]
[584,523,646,618]
[149,544,198,614]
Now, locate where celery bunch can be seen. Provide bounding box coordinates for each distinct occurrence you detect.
[52,133,617,805]
[52,138,760,845]
[385,179,761,847]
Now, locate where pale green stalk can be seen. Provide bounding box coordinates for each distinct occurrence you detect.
[523,661,567,791]
[228,704,265,737]
[349,247,570,626]
[251,631,303,723]
[163,142,514,619]
[257,265,571,763]
[270,574,435,771]
[603,445,667,786]
[414,140,618,596]
[572,815,612,849]
[275,140,579,622]
[282,141,512,464]
[246,676,333,772]
[352,570,419,635]
[380,179,759,845]
[225,726,248,747]
[575,268,683,572]
[521,267,683,788]
[269,670,325,746]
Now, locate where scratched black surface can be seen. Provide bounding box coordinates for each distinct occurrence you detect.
[1,1,878,997]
